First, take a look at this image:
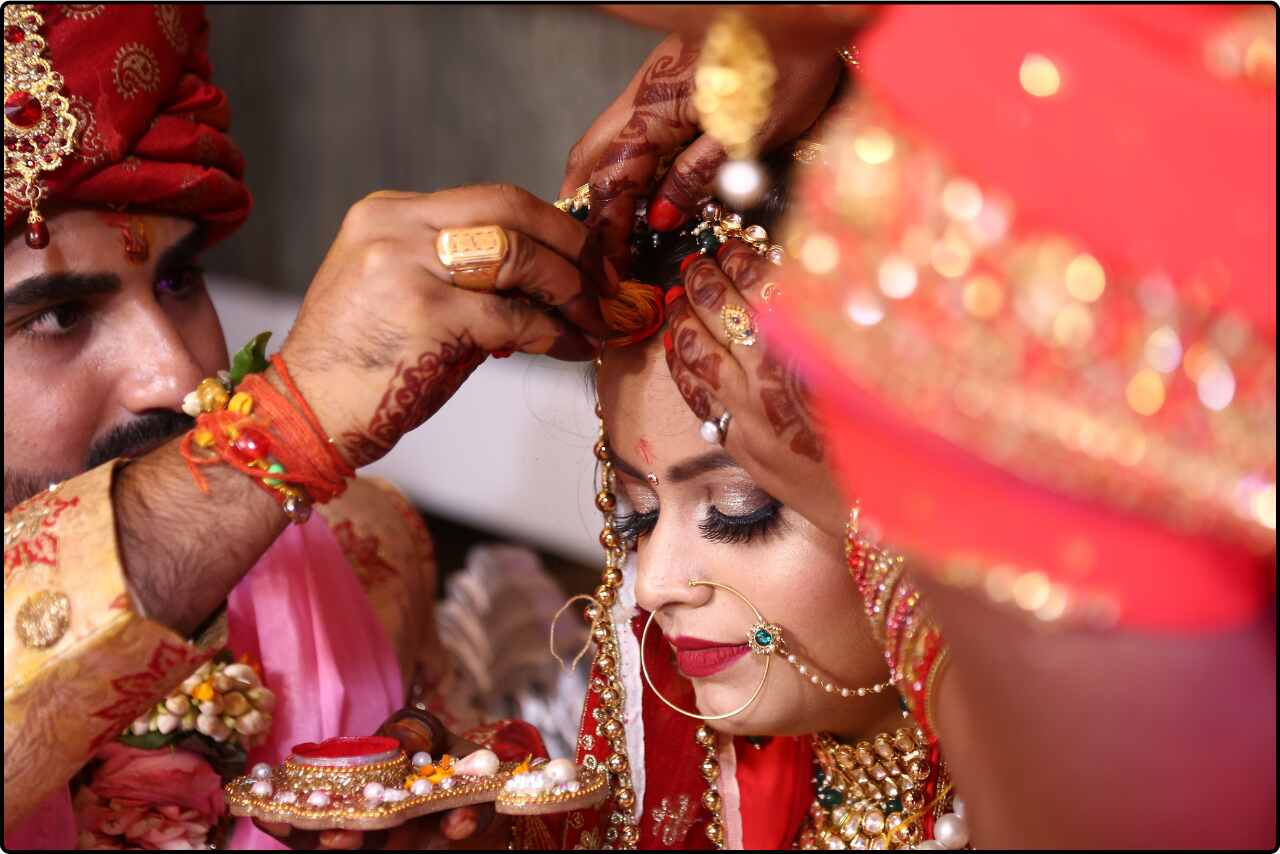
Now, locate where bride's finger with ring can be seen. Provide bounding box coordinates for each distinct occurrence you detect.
[679,253,761,353]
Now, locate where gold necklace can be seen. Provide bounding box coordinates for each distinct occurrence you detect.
[801,724,952,850]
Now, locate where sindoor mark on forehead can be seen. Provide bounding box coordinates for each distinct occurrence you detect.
[99,212,149,265]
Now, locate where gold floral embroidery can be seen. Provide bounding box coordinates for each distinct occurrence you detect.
[783,98,1276,554]
[4,488,80,588]
[111,42,160,100]
[15,589,70,648]
[66,93,106,165]
[59,4,104,20]
[153,4,188,55]
[649,794,696,847]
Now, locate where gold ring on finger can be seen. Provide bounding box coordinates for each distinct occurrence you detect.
[721,304,757,347]
[435,225,509,292]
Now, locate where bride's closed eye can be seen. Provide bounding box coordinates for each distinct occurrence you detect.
[614,499,785,547]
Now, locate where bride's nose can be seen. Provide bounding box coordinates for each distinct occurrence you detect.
[633,522,714,615]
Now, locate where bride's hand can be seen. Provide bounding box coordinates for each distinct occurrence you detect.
[253,708,511,850]
[281,184,613,469]
[559,32,844,275]
[663,241,847,539]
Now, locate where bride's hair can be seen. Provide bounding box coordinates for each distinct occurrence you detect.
[629,152,795,295]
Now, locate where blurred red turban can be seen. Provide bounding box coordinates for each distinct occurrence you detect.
[4,3,251,245]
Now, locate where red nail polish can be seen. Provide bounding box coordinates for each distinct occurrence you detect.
[662,330,673,352]
[665,286,685,306]
[680,253,702,274]
[490,348,514,359]
[647,196,685,232]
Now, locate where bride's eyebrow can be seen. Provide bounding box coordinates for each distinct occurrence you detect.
[666,450,737,484]
[609,450,647,481]
[610,448,739,485]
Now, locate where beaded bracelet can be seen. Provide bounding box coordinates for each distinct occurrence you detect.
[180,335,353,524]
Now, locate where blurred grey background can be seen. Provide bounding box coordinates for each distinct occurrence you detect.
[204,4,660,292]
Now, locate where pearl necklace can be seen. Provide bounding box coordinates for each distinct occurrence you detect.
[778,637,897,699]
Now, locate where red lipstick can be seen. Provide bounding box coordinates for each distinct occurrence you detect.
[670,635,750,679]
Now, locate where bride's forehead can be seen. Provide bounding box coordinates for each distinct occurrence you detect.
[598,339,703,441]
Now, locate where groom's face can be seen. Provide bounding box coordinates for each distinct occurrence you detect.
[3,208,228,510]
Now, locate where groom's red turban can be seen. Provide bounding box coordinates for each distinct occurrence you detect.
[4,3,250,244]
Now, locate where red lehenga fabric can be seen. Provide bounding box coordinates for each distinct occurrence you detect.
[769,4,1275,632]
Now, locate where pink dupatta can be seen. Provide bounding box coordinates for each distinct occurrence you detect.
[6,513,403,850]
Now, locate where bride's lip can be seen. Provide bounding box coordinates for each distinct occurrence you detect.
[669,636,750,679]
[669,635,741,651]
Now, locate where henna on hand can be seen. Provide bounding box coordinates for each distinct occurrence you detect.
[686,259,728,310]
[588,41,702,266]
[663,299,724,422]
[757,351,825,462]
[339,332,485,467]
[717,241,773,295]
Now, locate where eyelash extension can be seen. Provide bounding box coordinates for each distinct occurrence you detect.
[612,509,659,547]
[699,501,784,545]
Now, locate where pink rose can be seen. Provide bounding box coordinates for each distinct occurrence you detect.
[88,743,225,823]
[75,790,211,850]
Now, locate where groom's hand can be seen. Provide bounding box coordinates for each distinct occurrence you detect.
[280,185,614,468]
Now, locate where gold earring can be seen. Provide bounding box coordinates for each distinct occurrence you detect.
[639,579,778,721]
[694,12,777,208]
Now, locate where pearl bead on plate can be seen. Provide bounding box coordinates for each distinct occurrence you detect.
[362,782,385,801]
[543,758,578,785]
[250,780,273,798]
[306,790,331,808]
[454,748,499,777]
[410,778,434,796]
[251,762,272,781]
[411,751,432,768]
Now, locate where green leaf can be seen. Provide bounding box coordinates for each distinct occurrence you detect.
[119,729,183,750]
[228,331,272,386]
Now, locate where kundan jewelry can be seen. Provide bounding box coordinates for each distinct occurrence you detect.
[435,225,509,291]
[4,4,79,249]
[720,303,757,347]
[798,726,967,850]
